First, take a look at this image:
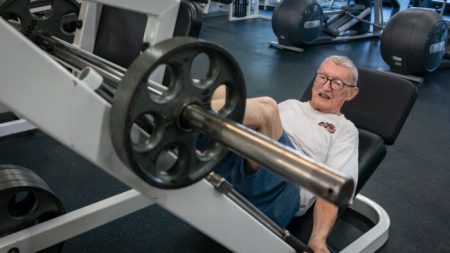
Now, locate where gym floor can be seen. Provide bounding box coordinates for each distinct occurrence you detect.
[1,7,450,253]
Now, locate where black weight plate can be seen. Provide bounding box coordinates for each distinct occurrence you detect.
[0,165,49,185]
[0,165,65,253]
[111,37,246,189]
[0,0,80,42]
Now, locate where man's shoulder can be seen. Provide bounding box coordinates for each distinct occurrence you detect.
[337,117,359,139]
[279,99,303,105]
[278,99,306,109]
[341,116,357,129]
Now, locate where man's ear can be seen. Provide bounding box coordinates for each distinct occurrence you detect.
[347,87,359,101]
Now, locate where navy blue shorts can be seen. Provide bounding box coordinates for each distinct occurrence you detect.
[214,132,300,228]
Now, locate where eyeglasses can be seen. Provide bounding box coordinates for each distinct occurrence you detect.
[315,72,356,90]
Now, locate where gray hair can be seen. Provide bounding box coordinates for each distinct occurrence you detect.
[319,55,358,86]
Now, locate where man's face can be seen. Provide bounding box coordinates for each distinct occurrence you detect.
[310,60,359,115]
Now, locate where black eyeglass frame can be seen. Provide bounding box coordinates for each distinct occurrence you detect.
[315,72,356,90]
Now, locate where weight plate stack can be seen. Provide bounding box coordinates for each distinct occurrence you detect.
[0,164,65,253]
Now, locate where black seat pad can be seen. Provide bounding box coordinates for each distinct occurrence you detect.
[356,128,386,193]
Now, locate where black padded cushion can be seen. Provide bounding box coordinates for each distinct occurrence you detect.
[301,68,417,145]
[356,129,386,193]
[93,5,147,68]
[93,1,202,68]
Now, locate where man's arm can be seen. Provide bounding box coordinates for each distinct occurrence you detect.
[308,126,359,252]
[307,198,338,253]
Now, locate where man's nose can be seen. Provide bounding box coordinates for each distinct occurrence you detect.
[323,80,332,90]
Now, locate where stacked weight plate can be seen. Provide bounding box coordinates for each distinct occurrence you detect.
[0,165,65,253]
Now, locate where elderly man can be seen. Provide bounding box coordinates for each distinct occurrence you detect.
[213,55,359,253]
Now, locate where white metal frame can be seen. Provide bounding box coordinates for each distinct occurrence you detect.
[0,187,389,253]
[0,2,293,252]
[0,119,35,138]
[0,1,389,252]
[341,195,390,253]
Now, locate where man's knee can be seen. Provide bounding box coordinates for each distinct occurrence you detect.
[250,97,277,120]
[254,97,283,139]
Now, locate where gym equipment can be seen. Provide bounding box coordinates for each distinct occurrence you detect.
[109,36,348,194]
[0,0,80,138]
[37,33,352,202]
[192,0,233,18]
[93,0,203,68]
[0,1,354,252]
[0,0,416,252]
[0,0,80,42]
[0,106,35,138]
[227,0,298,21]
[0,165,65,253]
[269,0,384,52]
[110,37,247,189]
[206,172,313,253]
[380,8,449,76]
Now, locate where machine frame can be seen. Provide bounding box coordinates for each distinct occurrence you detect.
[0,1,389,252]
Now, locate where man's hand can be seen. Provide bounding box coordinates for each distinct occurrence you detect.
[306,235,330,253]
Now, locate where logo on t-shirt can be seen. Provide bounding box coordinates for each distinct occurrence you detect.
[318,122,336,134]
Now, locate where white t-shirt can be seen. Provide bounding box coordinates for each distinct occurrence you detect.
[278,100,359,216]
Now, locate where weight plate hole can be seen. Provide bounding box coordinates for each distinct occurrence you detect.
[156,145,180,175]
[28,0,54,20]
[147,64,178,103]
[4,13,22,31]
[130,113,161,152]
[210,84,228,113]
[195,134,218,161]
[60,12,79,35]
[191,52,214,88]
[8,191,36,218]
[210,83,236,116]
